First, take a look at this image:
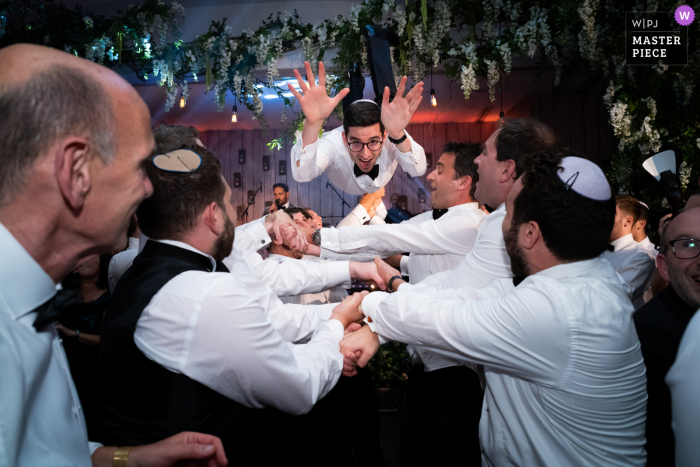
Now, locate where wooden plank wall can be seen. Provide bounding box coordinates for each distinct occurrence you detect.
[505,89,616,163]
[200,122,496,226]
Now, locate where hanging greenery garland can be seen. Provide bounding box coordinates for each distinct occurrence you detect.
[0,0,698,211]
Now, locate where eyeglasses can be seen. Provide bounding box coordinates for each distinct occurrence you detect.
[348,140,383,152]
[664,238,700,259]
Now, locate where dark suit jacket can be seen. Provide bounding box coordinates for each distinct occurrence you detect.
[634,285,697,466]
[263,202,295,216]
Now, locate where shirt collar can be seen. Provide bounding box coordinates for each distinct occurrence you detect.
[150,239,218,271]
[610,233,636,252]
[128,237,140,250]
[446,202,480,212]
[0,222,57,320]
[638,237,651,248]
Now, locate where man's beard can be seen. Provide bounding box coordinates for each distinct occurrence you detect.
[212,213,235,262]
[504,223,530,279]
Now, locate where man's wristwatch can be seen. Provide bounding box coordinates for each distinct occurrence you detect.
[75,329,81,339]
[312,228,322,246]
[387,275,403,293]
[388,130,407,145]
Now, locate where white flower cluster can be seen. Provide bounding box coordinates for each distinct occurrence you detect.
[382,0,393,13]
[504,0,521,20]
[233,72,243,97]
[679,161,692,191]
[395,8,406,37]
[612,55,626,77]
[83,16,93,28]
[170,1,186,18]
[153,59,174,87]
[412,2,450,68]
[349,4,361,33]
[85,36,112,65]
[204,36,216,51]
[152,15,168,49]
[606,83,666,156]
[498,42,512,75]
[181,80,189,104]
[185,48,198,81]
[696,137,700,150]
[636,97,662,155]
[303,37,318,73]
[107,47,118,61]
[652,60,668,75]
[484,59,500,102]
[164,85,178,112]
[267,57,279,85]
[578,0,604,65]
[460,63,479,101]
[136,12,149,36]
[481,0,503,40]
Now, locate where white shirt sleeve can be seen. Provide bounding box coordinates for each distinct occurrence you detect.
[361,279,570,385]
[290,133,335,183]
[665,310,700,467]
[388,132,427,177]
[234,221,271,253]
[225,245,351,297]
[320,211,480,262]
[613,253,656,303]
[134,275,344,415]
[337,204,371,227]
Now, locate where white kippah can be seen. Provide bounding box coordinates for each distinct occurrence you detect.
[639,201,650,210]
[349,99,379,107]
[557,156,612,201]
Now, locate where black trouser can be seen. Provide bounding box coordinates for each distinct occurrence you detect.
[298,366,386,466]
[400,364,484,467]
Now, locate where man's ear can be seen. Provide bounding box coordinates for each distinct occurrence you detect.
[500,159,517,183]
[519,220,541,251]
[622,215,634,229]
[656,254,670,282]
[202,202,224,236]
[455,175,471,192]
[342,131,347,146]
[55,137,92,213]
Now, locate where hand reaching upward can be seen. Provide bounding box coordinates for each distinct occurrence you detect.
[288,61,350,126]
[381,76,423,139]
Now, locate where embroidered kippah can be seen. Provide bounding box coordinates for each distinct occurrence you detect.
[152,149,202,173]
[557,156,612,201]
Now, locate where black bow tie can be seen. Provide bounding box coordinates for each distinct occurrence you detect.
[32,288,79,330]
[512,276,525,287]
[607,244,615,252]
[216,260,230,273]
[354,164,380,181]
[432,208,449,220]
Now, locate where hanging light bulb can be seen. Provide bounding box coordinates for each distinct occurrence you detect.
[231,104,237,123]
[179,95,186,109]
[430,66,437,107]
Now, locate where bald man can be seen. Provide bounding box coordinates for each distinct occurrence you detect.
[0,45,227,467]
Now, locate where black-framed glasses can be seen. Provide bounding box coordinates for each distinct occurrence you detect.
[664,238,700,259]
[348,140,383,152]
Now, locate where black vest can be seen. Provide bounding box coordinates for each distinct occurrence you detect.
[98,241,309,464]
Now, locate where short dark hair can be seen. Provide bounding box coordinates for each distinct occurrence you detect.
[153,124,200,153]
[343,101,385,136]
[137,144,226,240]
[496,119,561,178]
[616,195,642,225]
[0,66,114,206]
[273,183,289,193]
[284,207,312,220]
[443,141,481,198]
[512,150,616,261]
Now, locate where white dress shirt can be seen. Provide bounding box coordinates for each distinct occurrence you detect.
[398,204,512,293]
[320,202,485,285]
[601,233,656,310]
[665,307,700,467]
[230,222,351,296]
[108,236,140,294]
[291,126,427,195]
[638,236,659,258]
[0,223,94,467]
[336,201,388,227]
[133,239,344,415]
[362,258,647,467]
[267,254,348,305]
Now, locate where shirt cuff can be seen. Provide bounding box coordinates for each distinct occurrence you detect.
[375,201,387,220]
[400,256,410,276]
[88,441,103,456]
[318,317,345,342]
[247,221,272,250]
[348,204,372,225]
[326,260,351,288]
[297,135,319,158]
[369,216,386,226]
[397,282,415,292]
[360,291,390,332]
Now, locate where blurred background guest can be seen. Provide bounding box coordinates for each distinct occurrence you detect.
[57,253,113,439]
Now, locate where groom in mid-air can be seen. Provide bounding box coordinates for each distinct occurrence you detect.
[289,61,427,195]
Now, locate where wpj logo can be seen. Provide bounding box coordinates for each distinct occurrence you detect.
[625,10,691,65]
